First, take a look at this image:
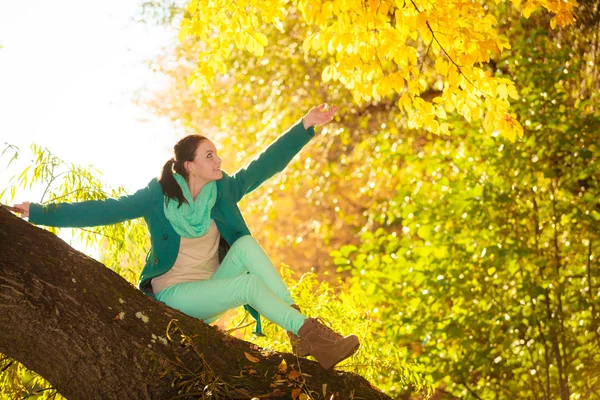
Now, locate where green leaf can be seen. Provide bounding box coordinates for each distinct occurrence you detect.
[333,257,349,265]
[340,244,358,257]
[417,225,432,241]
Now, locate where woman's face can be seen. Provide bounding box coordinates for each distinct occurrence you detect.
[185,139,222,183]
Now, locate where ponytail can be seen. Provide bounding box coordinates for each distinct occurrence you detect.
[159,158,187,208]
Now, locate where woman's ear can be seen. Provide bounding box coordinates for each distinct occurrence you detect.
[183,160,192,175]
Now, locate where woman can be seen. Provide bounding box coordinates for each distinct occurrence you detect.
[13,104,359,370]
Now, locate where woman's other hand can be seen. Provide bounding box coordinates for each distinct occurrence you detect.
[303,104,339,129]
[12,202,30,218]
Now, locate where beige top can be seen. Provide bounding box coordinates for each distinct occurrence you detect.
[151,221,220,294]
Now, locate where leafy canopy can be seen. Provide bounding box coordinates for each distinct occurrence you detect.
[178,0,577,141]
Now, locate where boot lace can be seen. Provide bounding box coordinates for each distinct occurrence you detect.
[313,317,344,339]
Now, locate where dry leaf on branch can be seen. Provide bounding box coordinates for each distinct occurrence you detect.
[244,351,260,363]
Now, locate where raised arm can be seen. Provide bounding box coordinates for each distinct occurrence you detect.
[230,104,338,202]
[15,181,154,228]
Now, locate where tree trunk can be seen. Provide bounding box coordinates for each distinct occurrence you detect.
[0,208,389,400]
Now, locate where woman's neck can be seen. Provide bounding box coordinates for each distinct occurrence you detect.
[186,178,208,201]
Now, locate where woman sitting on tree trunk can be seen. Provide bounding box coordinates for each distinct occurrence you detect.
[13,104,359,370]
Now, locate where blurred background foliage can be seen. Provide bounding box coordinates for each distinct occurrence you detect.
[2,0,600,398]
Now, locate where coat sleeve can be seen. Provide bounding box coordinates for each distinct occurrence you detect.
[29,181,154,228]
[229,119,315,202]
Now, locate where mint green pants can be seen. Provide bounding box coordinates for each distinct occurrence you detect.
[155,235,307,335]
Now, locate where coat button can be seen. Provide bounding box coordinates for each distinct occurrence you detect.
[153,257,159,265]
[162,234,168,240]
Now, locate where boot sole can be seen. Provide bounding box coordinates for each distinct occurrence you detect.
[291,341,310,357]
[322,339,360,369]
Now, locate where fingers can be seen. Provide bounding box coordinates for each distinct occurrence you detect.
[3,206,28,218]
[11,202,30,218]
[307,103,339,127]
[14,202,29,210]
[324,104,338,121]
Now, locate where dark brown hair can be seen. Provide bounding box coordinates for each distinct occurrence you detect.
[159,134,207,207]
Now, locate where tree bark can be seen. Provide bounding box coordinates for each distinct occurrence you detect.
[0,208,390,400]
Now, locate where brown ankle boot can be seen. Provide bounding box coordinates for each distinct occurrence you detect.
[297,318,360,369]
[287,305,310,356]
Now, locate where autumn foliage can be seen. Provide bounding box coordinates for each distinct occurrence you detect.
[3,0,600,399]
[178,0,577,142]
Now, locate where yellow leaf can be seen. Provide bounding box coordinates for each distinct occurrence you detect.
[483,111,494,133]
[434,58,449,75]
[244,33,264,57]
[246,35,256,53]
[392,75,405,92]
[436,106,447,119]
[178,18,191,43]
[504,125,517,142]
[299,394,309,400]
[430,120,440,135]
[302,36,312,54]
[234,32,246,50]
[514,120,524,138]
[484,14,498,27]
[288,370,301,380]
[439,122,450,135]
[416,11,429,31]
[328,37,336,54]
[497,83,508,99]
[522,4,534,18]
[372,82,382,101]
[216,59,226,74]
[255,44,264,57]
[291,388,301,400]
[253,32,268,47]
[322,65,333,82]
[322,1,333,19]
[273,18,284,32]
[507,85,519,100]
[244,352,260,363]
[188,0,198,15]
[277,359,287,373]
[460,104,471,122]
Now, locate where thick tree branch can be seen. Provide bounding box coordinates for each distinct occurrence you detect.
[0,208,390,400]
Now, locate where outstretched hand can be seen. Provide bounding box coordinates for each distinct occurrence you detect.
[10,202,30,218]
[303,104,339,129]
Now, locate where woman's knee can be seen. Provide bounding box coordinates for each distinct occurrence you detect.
[243,274,263,289]
[238,274,265,302]
[230,235,258,254]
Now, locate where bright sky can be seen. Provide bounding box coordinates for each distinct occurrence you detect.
[0,0,183,200]
[0,0,186,254]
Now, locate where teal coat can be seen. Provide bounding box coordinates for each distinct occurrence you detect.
[30,120,315,333]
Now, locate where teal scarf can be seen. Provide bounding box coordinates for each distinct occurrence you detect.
[164,174,217,238]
